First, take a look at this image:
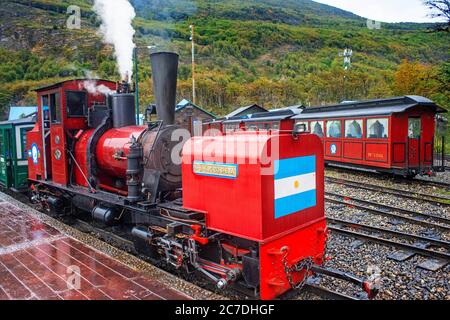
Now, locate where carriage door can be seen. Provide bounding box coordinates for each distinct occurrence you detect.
[0,129,12,187]
[408,117,421,168]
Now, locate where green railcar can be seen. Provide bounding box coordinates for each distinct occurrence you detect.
[0,117,36,190]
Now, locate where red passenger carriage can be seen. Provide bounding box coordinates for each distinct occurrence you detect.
[204,96,446,177]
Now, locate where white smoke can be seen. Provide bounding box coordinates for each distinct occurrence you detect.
[81,80,114,96]
[93,0,136,81]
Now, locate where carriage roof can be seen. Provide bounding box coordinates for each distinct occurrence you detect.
[292,96,446,120]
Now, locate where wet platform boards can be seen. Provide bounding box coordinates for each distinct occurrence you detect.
[0,198,192,300]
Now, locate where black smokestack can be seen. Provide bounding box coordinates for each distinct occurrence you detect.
[150,52,179,126]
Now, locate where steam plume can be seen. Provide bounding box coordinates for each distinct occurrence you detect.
[81,80,114,96]
[93,0,136,81]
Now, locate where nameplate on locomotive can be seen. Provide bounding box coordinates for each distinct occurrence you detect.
[193,161,238,179]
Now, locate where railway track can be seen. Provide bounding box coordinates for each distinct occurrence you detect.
[327,217,450,261]
[326,192,450,231]
[325,176,450,206]
[304,283,360,300]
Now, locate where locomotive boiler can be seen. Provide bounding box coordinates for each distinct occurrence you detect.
[72,52,182,205]
[26,52,378,300]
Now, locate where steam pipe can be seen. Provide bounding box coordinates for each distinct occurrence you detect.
[150,52,179,126]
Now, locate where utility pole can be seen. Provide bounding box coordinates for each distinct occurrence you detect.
[339,48,353,101]
[133,47,139,125]
[189,25,196,104]
[133,45,157,125]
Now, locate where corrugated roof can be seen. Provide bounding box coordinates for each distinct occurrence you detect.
[0,115,36,126]
[8,106,37,121]
[175,99,217,118]
[225,104,267,118]
[224,108,301,123]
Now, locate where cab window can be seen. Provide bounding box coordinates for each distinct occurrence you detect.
[367,118,389,139]
[66,91,87,117]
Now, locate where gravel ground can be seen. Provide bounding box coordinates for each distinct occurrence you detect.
[326,179,450,220]
[297,232,449,300]
[316,168,450,300]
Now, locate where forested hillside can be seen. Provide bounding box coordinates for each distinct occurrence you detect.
[0,0,448,118]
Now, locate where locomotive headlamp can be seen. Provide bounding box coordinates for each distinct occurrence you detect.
[293,122,308,134]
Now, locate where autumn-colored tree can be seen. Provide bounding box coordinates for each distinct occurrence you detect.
[393,59,435,96]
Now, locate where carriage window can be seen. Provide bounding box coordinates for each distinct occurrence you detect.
[408,118,421,139]
[345,119,363,138]
[224,123,240,133]
[246,122,258,131]
[367,118,389,139]
[245,122,279,131]
[259,122,271,131]
[326,120,342,138]
[310,121,324,137]
[66,91,87,117]
[271,122,280,130]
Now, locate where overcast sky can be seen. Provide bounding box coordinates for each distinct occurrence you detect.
[313,0,440,23]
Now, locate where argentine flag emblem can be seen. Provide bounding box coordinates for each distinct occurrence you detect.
[274,155,317,219]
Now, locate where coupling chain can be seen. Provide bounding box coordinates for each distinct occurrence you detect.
[281,247,313,291]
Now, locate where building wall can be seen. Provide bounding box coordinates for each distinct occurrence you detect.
[175,108,215,131]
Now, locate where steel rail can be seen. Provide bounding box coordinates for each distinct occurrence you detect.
[412,179,450,190]
[325,166,450,191]
[327,217,450,250]
[325,176,450,206]
[326,191,450,226]
[304,283,359,300]
[328,225,450,261]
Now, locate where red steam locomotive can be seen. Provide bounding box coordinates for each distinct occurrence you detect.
[26,52,376,300]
